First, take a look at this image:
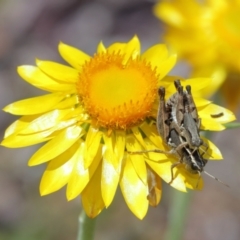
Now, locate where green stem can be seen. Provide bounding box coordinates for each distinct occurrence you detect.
[77,210,97,240]
[164,190,192,240]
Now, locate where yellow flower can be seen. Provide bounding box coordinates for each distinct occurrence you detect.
[154,0,240,110]
[1,36,235,219]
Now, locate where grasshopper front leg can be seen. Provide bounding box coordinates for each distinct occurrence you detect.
[128,148,174,155]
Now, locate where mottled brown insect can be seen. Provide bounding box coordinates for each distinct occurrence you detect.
[129,80,228,187]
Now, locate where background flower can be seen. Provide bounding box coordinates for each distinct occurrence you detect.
[154,0,240,111]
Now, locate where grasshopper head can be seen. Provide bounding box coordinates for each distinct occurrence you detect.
[184,148,206,173]
[191,150,207,172]
[190,161,204,172]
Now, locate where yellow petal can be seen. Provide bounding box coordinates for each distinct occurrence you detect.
[102,131,119,171]
[97,41,106,53]
[114,130,126,162]
[67,141,102,200]
[123,35,141,63]
[140,122,163,148]
[8,115,77,146]
[142,44,168,64]
[154,2,184,27]
[107,43,126,54]
[131,126,146,148]
[40,142,79,195]
[157,54,177,79]
[142,44,176,78]
[3,117,75,147]
[143,138,169,161]
[176,164,204,190]
[146,167,162,207]
[1,130,53,148]
[199,103,236,124]
[120,155,148,219]
[36,60,79,83]
[126,134,147,185]
[192,64,226,97]
[182,167,204,191]
[84,126,103,169]
[81,163,105,218]
[3,115,41,138]
[165,78,213,95]
[28,125,83,166]
[185,78,215,94]
[195,97,212,107]
[107,42,126,54]
[101,131,125,202]
[19,109,71,134]
[58,42,90,70]
[112,130,126,172]
[208,0,226,9]
[62,105,85,120]
[146,159,187,192]
[3,93,65,115]
[54,95,78,109]
[201,118,225,131]
[160,75,185,88]
[46,117,79,134]
[101,151,121,207]
[17,66,74,92]
[201,137,223,160]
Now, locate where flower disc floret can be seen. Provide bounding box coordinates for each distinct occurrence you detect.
[77,52,158,129]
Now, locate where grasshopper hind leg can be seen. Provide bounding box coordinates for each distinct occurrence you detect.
[168,161,182,185]
[128,149,171,155]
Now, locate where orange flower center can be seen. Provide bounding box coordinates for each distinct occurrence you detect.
[77,52,158,130]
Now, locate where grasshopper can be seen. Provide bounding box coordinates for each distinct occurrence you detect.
[159,81,226,185]
[167,80,205,151]
[129,81,227,187]
[130,86,206,181]
[157,86,207,184]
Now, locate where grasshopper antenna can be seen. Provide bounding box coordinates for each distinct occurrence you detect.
[203,171,229,188]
